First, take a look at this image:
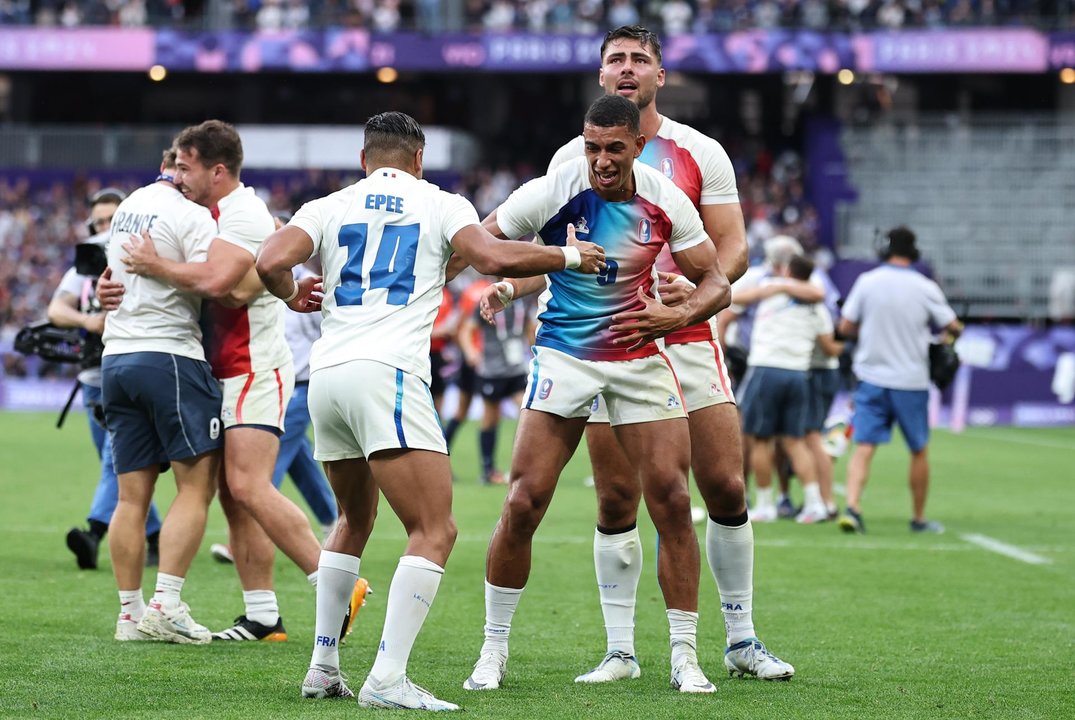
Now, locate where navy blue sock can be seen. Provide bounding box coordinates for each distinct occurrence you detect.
[479,427,497,475]
[444,418,462,447]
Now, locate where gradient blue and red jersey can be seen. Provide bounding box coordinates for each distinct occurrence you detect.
[549,117,740,347]
[497,155,708,361]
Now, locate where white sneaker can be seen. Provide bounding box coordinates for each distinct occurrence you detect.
[575,651,641,683]
[670,657,716,693]
[302,666,354,699]
[359,675,460,711]
[795,503,829,524]
[750,503,777,523]
[463,649,507,690]
[724,638,795,680]
[114,612,152,641]
[136,601,211,645]
[210,543,234,564]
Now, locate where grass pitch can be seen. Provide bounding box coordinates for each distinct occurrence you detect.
[0,412,1072,719]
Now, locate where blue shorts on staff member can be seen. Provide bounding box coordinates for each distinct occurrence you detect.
[851,380,929,452]
[739,366,809,439]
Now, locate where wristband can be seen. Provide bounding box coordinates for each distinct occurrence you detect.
[282,283,299,303]
[560,245,582,269]
[494,281,515,307]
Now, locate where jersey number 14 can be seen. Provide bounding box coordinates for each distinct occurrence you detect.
[336,222,419,306]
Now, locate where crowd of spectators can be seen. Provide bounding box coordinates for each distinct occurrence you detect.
[6,0,1071,32]
[0,145,816,378]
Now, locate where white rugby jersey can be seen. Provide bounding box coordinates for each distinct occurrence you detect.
[548,115,738,345]
[747,283,834,372]
[497,156,708,361]
[289,168,480,385]
[102,182,217,361]
[201,183,291,378]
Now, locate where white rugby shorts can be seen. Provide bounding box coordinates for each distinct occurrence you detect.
[523,346,686,426]
[220,363,295,432]
[309,360,447,461]
[588,339,735,423]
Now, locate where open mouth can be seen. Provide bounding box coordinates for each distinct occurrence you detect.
[617,79,638,95]
[594,169,619,188]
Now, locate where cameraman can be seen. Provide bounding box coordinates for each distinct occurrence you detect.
[836,227,962,535]
[48,188,161,570]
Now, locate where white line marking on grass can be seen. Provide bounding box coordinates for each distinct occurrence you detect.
[961,533,1052,565]
[945,428,1074,451]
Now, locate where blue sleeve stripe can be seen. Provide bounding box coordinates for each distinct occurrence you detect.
[394,368,408,449]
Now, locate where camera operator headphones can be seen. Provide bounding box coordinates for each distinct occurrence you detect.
[85,187,126,236]
[876,225,921,263]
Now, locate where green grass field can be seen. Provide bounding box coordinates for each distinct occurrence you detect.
[1,412,1072,719]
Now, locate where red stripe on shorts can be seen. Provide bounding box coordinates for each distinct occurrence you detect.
[657,350,687,410]
[274,368,284,427]
[236,372,255,424]
[708,340,734,403]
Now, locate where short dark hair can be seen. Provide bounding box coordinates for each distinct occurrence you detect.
[364,112,425,162]
[887,226,918,260]
[584,95,640,137]
[600,25,663,66]
[174,120,243,177]
[788,255,815,282]
[89,187,125,207]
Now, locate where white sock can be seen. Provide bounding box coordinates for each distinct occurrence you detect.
[594,526,641,656]
[307,570,318,588]
[310,550,360,673]
[706,517,756,645]
[480,581,524,657]
[803,483,823,509]
[755,486,774,508]
[369,555,444,686]
[243,589,279,627]
[119,589,145,621]
[152,572,184,610]
[666,609,699,667]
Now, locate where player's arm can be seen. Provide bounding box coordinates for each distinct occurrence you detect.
[610,239,730,351]
[450,219,604,278]
[733,278,824,306]
[255,226,323,313]
[457,314,482,368]
[701,202,749,284]
[715,306,738,348]
[47,290,105,335]
[218,265,267,308]
[817,333,844,357]
[837,318,858,338]
[121,231,252,300]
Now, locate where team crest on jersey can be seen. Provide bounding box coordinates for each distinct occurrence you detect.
[638,218,651,244]
[709,383,720,397]
[539,378,554,400]
[574,217,589,235]
[661,158,675,179]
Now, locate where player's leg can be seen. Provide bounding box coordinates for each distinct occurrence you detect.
[777,371,826,524]
[276,382,338,533]
[109,466,156,637]
[478,382,502,484]
[575,409,645,684]
[891,389,941,532]
[841,382,892,533]
[807,431,837,516]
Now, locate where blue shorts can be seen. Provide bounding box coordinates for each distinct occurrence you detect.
[806,368,841,433]
[851,381,929,452]
[102,352,224,474]
[738,366,809,439]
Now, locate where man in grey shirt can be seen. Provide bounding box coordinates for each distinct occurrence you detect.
[836,227,962,534]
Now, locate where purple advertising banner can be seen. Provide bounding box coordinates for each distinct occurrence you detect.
[0,27,1069,73]
[0,28,155,70]
[863,29,1049,72]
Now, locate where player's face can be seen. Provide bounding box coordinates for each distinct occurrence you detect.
[89,202,118,234]
[583,122,644,200]
[599,38,665,111]
[174,147,216,208]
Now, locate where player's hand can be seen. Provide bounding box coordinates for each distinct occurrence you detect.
[287,275,323,314]
[655,271,694,307]
[479,281,512,324]
[83,313,106,335]
[566,222,605,274]
[121,230,161,277]
[609,286,688,352]
[96,267,125,311]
